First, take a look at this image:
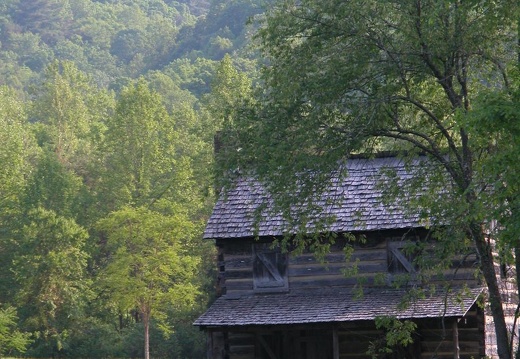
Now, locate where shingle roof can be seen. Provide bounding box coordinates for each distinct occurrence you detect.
[194,287,482,327]
[204,156,428,239]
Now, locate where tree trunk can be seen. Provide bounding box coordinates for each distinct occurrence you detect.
[142,308,151,359]
[515,246,520,359]
[471,222,511,359]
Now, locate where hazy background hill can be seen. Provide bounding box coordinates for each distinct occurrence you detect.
[0,1,261,357]
[0,0,262,95]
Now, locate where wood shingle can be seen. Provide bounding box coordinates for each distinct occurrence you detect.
[204,156,427,240]
[194,287,482,327]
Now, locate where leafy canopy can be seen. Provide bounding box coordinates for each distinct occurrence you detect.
[220,1,519,357]
[222,0,518,240]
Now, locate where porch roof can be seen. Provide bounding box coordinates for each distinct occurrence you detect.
[194,287,483,327]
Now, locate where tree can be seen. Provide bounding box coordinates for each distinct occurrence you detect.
[12,207,90,356]
[201,54,257,195]
[96,206,200,359]
[100,79,179,211]
[100,77,208,216]
[468,71,520,358]
[0,306,31,356]
[163,57,218,98]
[9,146,92,356]
[0,86,35,224]
[96,78,210,359]
[29,61,115,228]
[0,88,41,352]
[31,60,114,178]
[6,32,54,72]
[14,0,73,45]
[0,86,38,303]
[223,1,519,358]
[110,29,149,64]
[202,54,253,129]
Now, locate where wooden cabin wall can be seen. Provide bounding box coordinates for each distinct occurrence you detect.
[217,307,483,359]
[227,332,255,359]
[416,306,485,359]
[216,231,478,297]
[217,239,253,296]
[336,308,483,359]
[222,326,336,359]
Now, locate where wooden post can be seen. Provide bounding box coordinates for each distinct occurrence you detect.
[206,331,213,359]
[453,319,460,359]
[333,327,340,359]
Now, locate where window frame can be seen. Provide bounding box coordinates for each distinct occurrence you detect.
[252,243,289,293]
[387,240,417,275]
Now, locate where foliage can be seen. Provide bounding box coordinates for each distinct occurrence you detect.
[369,317,417,358]
[468,71,520,358]
[12,207,90,356]
[202,54,256,191]
[163,57,219,97]
[96,206,201,359]
[0,0,262,94]
[13,0,74,45]
[23,151,84,219]
[203,54,254,128]
[61,316,125,358]
[0,86,38,302]
[172,0,264,60]
[220,0,520,358]
[0,86,35,217]
[97,206,200,313]
[0,0,261,357]
[100,79,184,210]
[468,69,520,248]
[0,306,31,356]
[234,0,516,187]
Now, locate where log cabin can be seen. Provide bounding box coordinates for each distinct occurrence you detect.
[194,155,516,359]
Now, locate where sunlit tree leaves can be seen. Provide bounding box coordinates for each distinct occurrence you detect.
[0,306,31,356]
[12,207,90,356]
[97,206,200,359]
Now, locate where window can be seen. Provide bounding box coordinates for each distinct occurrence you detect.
[253,243,288,292]
[387,241,417,274]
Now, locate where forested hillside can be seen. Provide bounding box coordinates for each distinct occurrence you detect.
[5,0,519,358]
[0,0,262,94]
[0,0,259,357]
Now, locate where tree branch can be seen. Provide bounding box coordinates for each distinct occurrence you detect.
[394,95,463,165]
[374,128,464,188]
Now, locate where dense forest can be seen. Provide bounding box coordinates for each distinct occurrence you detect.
[0,0,259,357]
[2,0,520,358]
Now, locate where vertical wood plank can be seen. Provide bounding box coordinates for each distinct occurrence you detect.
[453,319,460,359]
[206,331,212,359]
[333,327,340,359]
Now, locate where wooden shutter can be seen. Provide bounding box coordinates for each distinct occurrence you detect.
[388,241,416,274]
[253,243,288,292]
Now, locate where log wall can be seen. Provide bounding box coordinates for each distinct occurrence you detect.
[216,308,484,359]
[210,230,485,359]
[216,231,478,297]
